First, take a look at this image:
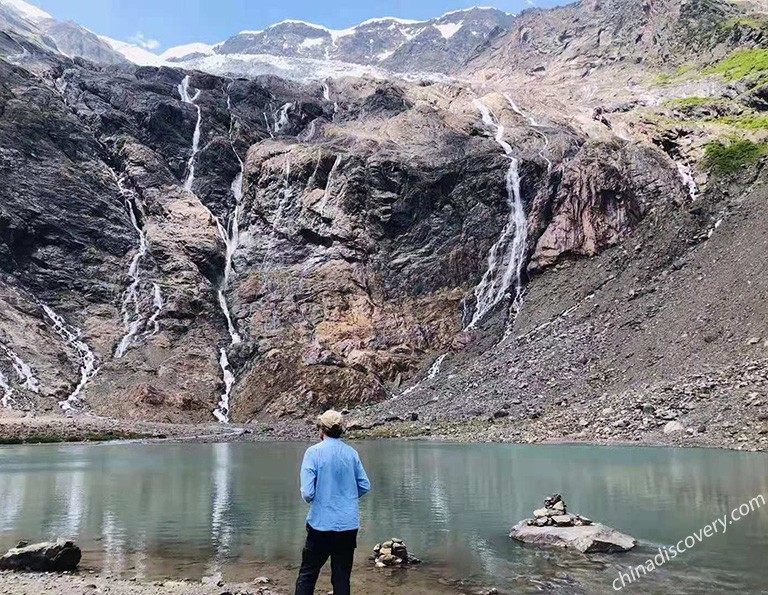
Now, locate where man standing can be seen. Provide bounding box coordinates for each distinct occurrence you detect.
[295,410,371,595]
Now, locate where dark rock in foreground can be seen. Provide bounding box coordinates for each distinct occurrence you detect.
[0,539,82,571]
[510,520,637,553]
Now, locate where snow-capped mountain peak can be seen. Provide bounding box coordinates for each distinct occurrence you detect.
[0,0,52,23]
[0,0,515,83]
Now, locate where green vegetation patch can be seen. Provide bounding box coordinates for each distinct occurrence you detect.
[703,140,768,175]
[348,418,495,440]
[668,96,717,107]
[653,65,700,86]
[723,16,768,31]
[717,113,768,130]
[706,49,768,81]
[0,430,150,446]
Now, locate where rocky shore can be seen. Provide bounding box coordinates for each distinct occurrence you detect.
[0,566,490,595]
[0,573,283,595]
[341,357,768,452]
[2,386,767,451]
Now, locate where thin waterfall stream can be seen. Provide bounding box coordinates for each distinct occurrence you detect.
[113,171,162,358]
[0,345,40,409]
[178,75,244,422]
[466,99,528,329]
[42,304,97,412]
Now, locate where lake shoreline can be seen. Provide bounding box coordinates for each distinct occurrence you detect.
[1,410,765,452]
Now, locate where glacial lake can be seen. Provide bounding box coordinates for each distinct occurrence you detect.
[0,441,766,594]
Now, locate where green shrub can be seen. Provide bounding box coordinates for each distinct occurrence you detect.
[723,16,768,31]
[707,49,768,81]
[669,96,716,106]
[717,113,768,130]
[704,140,768,175]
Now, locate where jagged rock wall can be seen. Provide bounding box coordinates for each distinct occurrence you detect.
[0,42,691,421]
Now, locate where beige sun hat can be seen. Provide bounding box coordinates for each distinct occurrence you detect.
[318,409,345,430]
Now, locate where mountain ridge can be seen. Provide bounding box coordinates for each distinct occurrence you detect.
[0,1,519,80]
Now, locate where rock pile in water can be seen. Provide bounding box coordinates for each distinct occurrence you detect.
[511,494,637,553]
[371,538,421,567]
[526,494,593,528]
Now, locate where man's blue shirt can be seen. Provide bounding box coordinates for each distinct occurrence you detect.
[300,438,371,532]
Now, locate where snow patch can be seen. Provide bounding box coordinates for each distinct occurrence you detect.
[357,16,422,26]
[440,6,506,18]
[160,42,213,60]
[100,36,165,66]
[434,22,464,39]
[376,49,395,62]
[299,37,326,49]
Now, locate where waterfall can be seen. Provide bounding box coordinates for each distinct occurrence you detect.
[224,102,244,289]
[42,304,97,411]
[467,99,528,330]
[263,112,274,138]
[322,81,339,114]
[504,93,551,172]
[181,81,242,347]
[1,345,40,393]
[399,353,450,397]
[178,86,245,423]
[0,345,40,409]
[708,218,723,238]
[6,37,30,64]
[0,370,12,409]
[427,353,448,380]
[318,154,342,216]
[676,161,699,201]
[114,173,152,358]
[506,95,540,127]
[262,155,294,271]
[273,102,293,135]
[303,119,318,142]
[148,283,163,335]
[178,75,202,191]
[214,348,235,424]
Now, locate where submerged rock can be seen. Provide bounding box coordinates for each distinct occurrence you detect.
[0,539,82,571]
[510,520,637,553]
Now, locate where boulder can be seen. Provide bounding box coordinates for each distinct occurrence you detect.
[510,520,637,553]
[0,539,82,571]
[663,421,685,434]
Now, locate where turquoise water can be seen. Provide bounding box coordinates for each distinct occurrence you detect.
[0,441,766,593]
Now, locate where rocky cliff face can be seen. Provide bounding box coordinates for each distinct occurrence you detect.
[0,32,689,422]
[0,0,766,438]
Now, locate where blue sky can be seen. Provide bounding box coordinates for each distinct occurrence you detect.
[31,0,571,51]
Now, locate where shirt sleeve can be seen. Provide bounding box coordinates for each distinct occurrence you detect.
[355,452,371,498]
[300,449,317,503]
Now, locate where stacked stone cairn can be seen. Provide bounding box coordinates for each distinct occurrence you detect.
[525,494,593,528]
[371,538,421,567]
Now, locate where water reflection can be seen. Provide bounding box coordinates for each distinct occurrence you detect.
[209,442,232,580]
[0,442,765,594]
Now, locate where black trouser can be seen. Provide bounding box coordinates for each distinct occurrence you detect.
[295,524,357,595]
